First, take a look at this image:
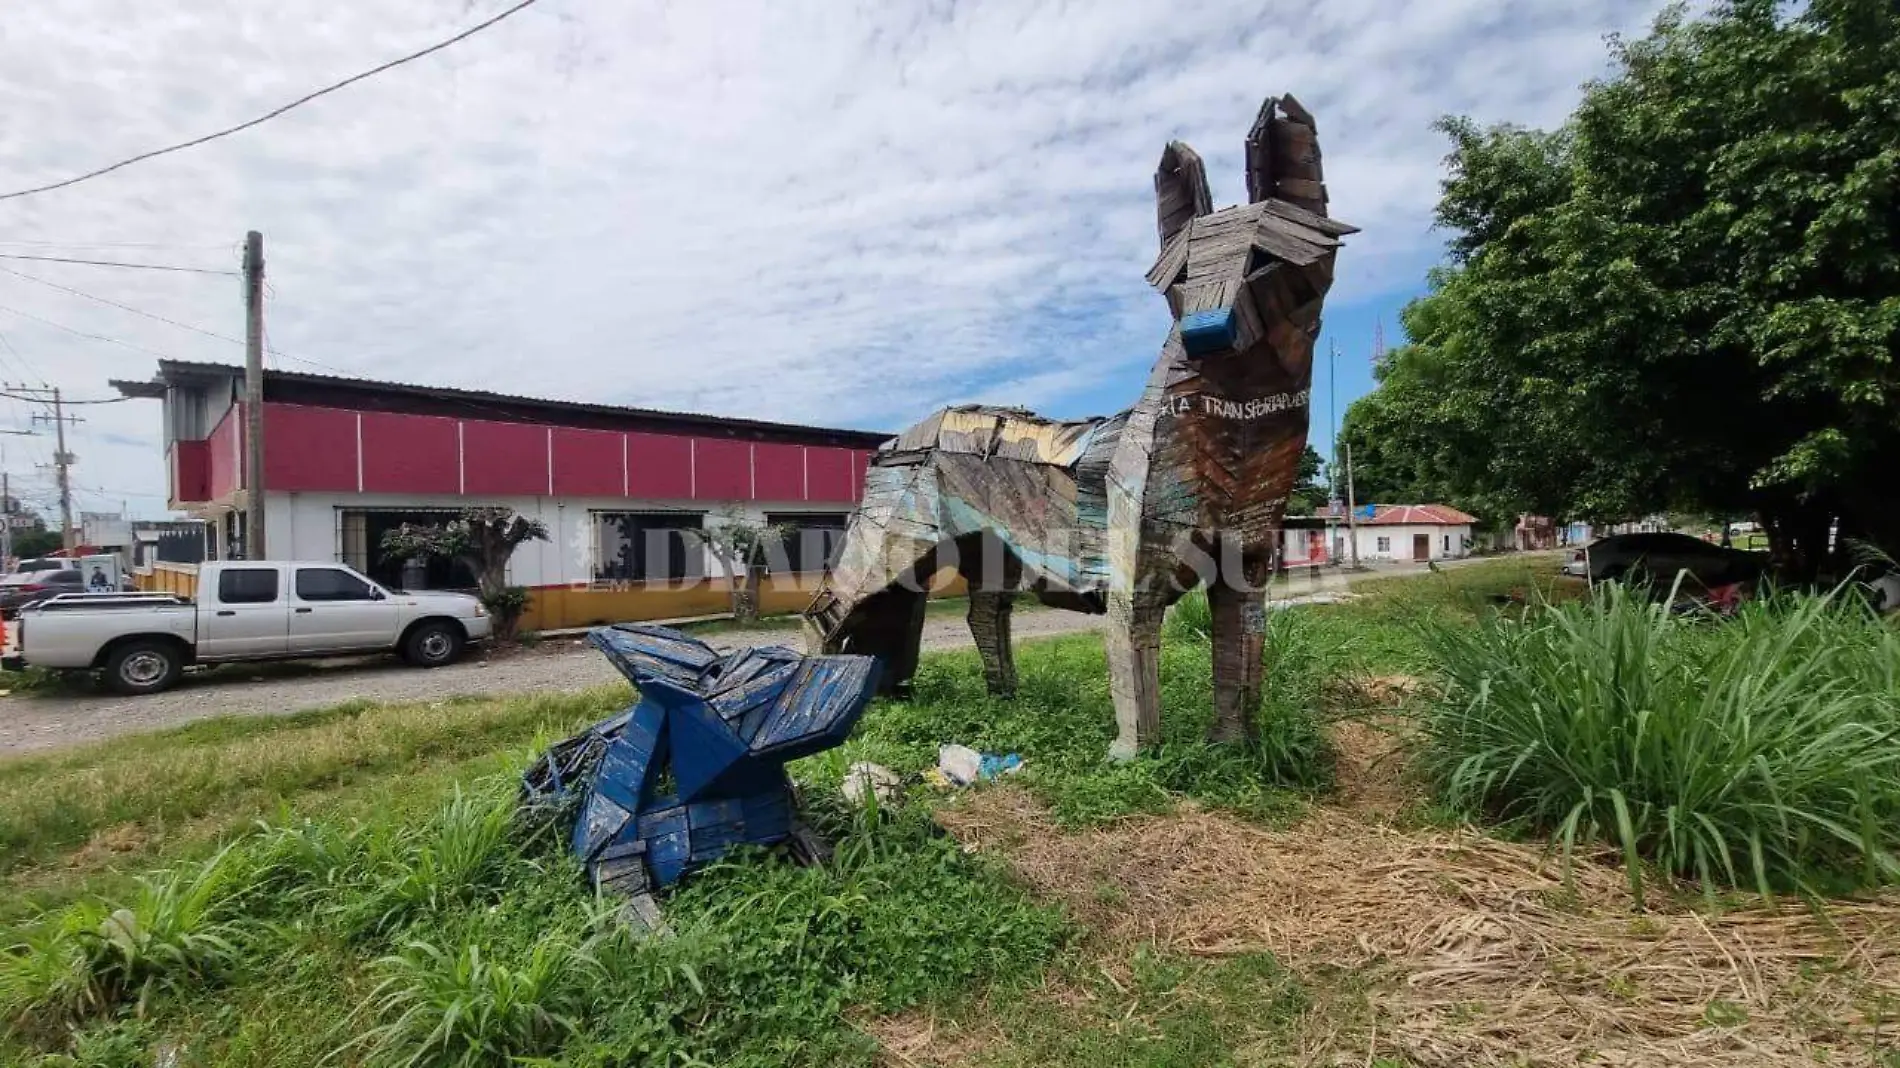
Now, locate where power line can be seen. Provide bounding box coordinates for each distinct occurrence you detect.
[259,292,354,376]
[0,239,231,251]
[0,264,244,345]
[0,328,46,385]
[0,391,131,406]
[0,253,236,276]
[0,302,179,361]
[0,0,546,204]
[0,262,356,375]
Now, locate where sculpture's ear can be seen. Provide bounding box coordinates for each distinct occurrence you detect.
[1246,94,1327,216]
[1154,141,1212,248]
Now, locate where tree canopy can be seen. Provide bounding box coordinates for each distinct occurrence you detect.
[1340,0,1900,566]
[379,506,549,599]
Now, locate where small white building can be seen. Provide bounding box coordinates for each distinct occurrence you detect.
[1331,504,1478,563]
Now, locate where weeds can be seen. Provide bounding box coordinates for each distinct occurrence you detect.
[348,937,596,1067]
[0,558,1630,1067]
[1417,581,1900,900]
[1,846,250,1028]
[359,787,520,935]
[858,600,1344,828]
[0,687,626,876]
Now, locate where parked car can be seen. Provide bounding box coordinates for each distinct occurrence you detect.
[1574,532,1768,590]
[1561,549,1589,577]
[11,558,66,574]
[0,568,85,618]
[2,560,492,694]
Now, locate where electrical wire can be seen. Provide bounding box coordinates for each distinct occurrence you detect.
[0,0,546,203]
[0,303,179,361]
[0,239,231,251]
[0,265,245,345]
[0,391,132,406]
[0,262,357,377]
[0,328,47,385]
[0,253,237,276]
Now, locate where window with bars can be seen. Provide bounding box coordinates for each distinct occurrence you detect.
[337,508,477,590]
[594,512,706,582]
[763,512,850,574]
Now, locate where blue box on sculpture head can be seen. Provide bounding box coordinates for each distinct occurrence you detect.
[520,623,880,897]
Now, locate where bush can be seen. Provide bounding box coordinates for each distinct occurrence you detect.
[1416,582,1900,901]
[481,586,533,641]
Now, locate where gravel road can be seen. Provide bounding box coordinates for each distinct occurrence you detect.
[0,607,1106,756]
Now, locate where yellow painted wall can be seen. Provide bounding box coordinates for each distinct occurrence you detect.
[518,568,968,632]
[134,562,200,598]
[130,563,970,634]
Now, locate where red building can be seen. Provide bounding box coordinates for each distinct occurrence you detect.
[113,361,888,628]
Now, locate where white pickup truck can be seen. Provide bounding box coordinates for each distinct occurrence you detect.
[3,561,493,694]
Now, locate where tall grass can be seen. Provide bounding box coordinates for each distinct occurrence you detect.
[1417,582,1900,901]
[0,687,627,877]
[3,769,1064,1067]
[347,937,598,1067]
[1,845,251,1030]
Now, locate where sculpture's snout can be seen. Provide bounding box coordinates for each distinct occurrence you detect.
[1180,307,1237,357]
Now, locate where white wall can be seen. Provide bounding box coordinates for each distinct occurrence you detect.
[262,492,850,587]
[1332,523,1473,562]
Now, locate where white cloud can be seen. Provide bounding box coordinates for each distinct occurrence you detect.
[0,0,1671,517]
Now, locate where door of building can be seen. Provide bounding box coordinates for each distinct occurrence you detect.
[1412,533,1431,560]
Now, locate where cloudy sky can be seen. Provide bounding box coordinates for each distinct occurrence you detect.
[0,0,1671,520]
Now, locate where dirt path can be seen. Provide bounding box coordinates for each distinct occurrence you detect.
[0,607,1107,756]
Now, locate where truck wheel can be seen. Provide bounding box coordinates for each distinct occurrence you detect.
[105,640,183,695]
[404,621,464,668]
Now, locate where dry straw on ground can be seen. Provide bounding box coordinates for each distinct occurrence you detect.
[924,781,1900,1067]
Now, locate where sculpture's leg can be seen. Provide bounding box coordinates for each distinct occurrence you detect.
[967,590,1018,697]
[883,590,929,698]
[1207,554,1273,744]
[1105,591,1166,760]
[788,820,834,867]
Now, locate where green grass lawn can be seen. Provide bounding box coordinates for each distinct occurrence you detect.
[6,557,1891,1067]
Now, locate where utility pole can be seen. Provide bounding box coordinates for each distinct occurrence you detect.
[243,230,267,560]
[1344,441,1362,570]
[0,433,33,566]
[9,385,80,554]
[1328,337,1338,494]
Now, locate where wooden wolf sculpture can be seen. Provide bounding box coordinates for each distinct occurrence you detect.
[804,95,1354,759]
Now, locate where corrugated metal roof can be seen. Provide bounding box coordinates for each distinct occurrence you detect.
[109,359,892,447]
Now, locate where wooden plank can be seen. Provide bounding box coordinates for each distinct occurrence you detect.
[1146,231,1189,287]
[1256,208,1339,248]
[1260,198,1359,237]
[1155,141,1212,246]
[1244,96,1278,204]
[1189,204,1266,236]
[1249,219,1328,268]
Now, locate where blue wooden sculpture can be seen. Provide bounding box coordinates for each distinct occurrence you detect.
[521,623,880,916]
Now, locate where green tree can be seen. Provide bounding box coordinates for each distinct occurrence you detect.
[380,507,549,638]
[691,509,794,624]
[1342,0,1900,572]
[11,526,61,559]
[1285,445,1327,516]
